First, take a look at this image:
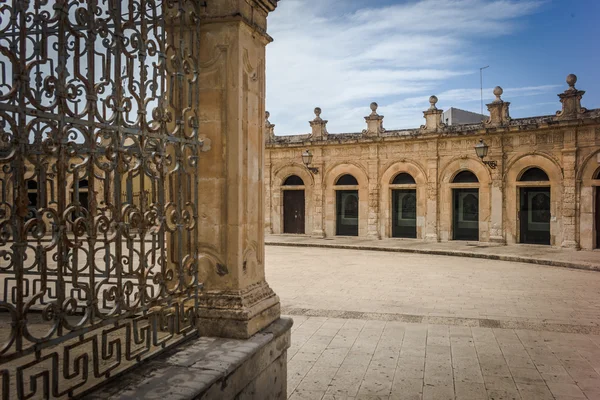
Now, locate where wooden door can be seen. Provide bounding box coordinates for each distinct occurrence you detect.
[283,190,305,234]
[519,187,550,245]
[452,188,479,241]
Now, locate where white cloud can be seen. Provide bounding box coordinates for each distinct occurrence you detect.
[266,0,546,134]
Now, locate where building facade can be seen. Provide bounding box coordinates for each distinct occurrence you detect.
[265,76,600,250]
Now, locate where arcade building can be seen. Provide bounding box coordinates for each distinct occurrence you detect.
[264,75,600,250]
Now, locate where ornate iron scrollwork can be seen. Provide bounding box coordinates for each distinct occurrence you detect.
[0,1,204,397]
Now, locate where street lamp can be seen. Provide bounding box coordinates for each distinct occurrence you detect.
[474,139,497,169]
[302,150,319,174]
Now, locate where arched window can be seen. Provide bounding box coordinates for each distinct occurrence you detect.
[519,167,549,182]
[452,170,478,183]
[283,175,304,186]
[392,172,416,185]
[593,167,600,180]
[336,174,358,185]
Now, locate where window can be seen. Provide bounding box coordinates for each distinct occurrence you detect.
[452,170,478,183]
[519,167,549,182]
[392,173,416,185]
[336,174,358,185]
[283,175,304,186]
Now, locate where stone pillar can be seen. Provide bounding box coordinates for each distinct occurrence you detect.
[311,147,325,237]
[363,102,384,137]
[556,74,587,120]
[310,107,328,140]
[264,151,273,234]
[489,147,505,243]
[425,153,439,241]
[421,96,445,133]
[562,143,579,249]
[195,0,280,339]
[485,86,510,127]
[367,145,380,239]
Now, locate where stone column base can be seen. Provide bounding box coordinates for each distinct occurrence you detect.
[311,229,325,238]
[489,236,506,244]
[197,280,281,339]
[560,240,580,250]
[424,233,439,242]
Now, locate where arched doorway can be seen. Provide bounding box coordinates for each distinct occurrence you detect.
[335,174,359,236]
[452,170,479,240]
[390,172,417,238]
[282,175,305,234]
[518,167,550,245]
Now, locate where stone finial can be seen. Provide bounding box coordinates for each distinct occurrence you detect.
[557,73,586,120]
[493,86,503,102]
[485,86,510,126]
[429,95,438,110]
[421,95,444,132]
[364,102,384,136]
[265,111,275,140]
[309,107,328,140]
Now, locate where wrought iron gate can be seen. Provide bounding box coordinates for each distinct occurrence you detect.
[0,1,203,398]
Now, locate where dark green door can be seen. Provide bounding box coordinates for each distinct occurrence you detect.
[336,190,358,236]
[452,188,479,241]
[392,189,417,238]
[520,187,550,245]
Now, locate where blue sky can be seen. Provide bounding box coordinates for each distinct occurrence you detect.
[265,0,599,135]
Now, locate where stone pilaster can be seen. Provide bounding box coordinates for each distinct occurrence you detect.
[489,140,505,243]
[556,74,587,120]
[425,153,439,241]
[363,102,384,137]
[421,96,445,132]
[311,147,325,237]
[195,0,280,339]
[485,86,510,127]
[561,137,579,249]
[367,146,380,239]
[310,107,328,140]
[264,152,273,234]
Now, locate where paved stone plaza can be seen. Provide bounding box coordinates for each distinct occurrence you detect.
[265,246,600,399]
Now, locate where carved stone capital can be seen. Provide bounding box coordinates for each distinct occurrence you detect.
[197,281,281,339]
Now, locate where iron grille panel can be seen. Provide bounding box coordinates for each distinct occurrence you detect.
[0,0,203,397]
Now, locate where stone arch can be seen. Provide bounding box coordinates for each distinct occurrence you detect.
[379,160,427,239]
[439,156,491,242]
[324,163,369,237]
[505,153,563,246]
[271,162,314,235]
[578,149,600,250]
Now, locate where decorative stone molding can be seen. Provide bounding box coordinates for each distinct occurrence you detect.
[556,74,587,120]
[363,102,385,136]
[198,281,281,339]
[310,107,328,140]
[485,86,511,127]
[421,95,445,132]
[265,111,275,140]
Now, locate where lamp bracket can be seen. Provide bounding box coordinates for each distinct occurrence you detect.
[483,160,497,169]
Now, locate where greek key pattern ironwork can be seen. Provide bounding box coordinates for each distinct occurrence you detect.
[0,1,204,398]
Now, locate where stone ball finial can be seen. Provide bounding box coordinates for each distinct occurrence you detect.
[370,102,378,112]
[265,111,270,119]
[566,74,577,88]
[429,95,438,110]
[493,86,503,102]
[314,107,322,117]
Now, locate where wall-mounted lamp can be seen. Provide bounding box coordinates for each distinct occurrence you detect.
[474,139,497,169]
[302,150,319,174]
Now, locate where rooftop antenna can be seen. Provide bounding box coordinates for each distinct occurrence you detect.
[480,65,489,116]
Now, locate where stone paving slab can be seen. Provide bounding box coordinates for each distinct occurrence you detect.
[266,235,600,271]
[285,316,600,400]
[265,246,600,399]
